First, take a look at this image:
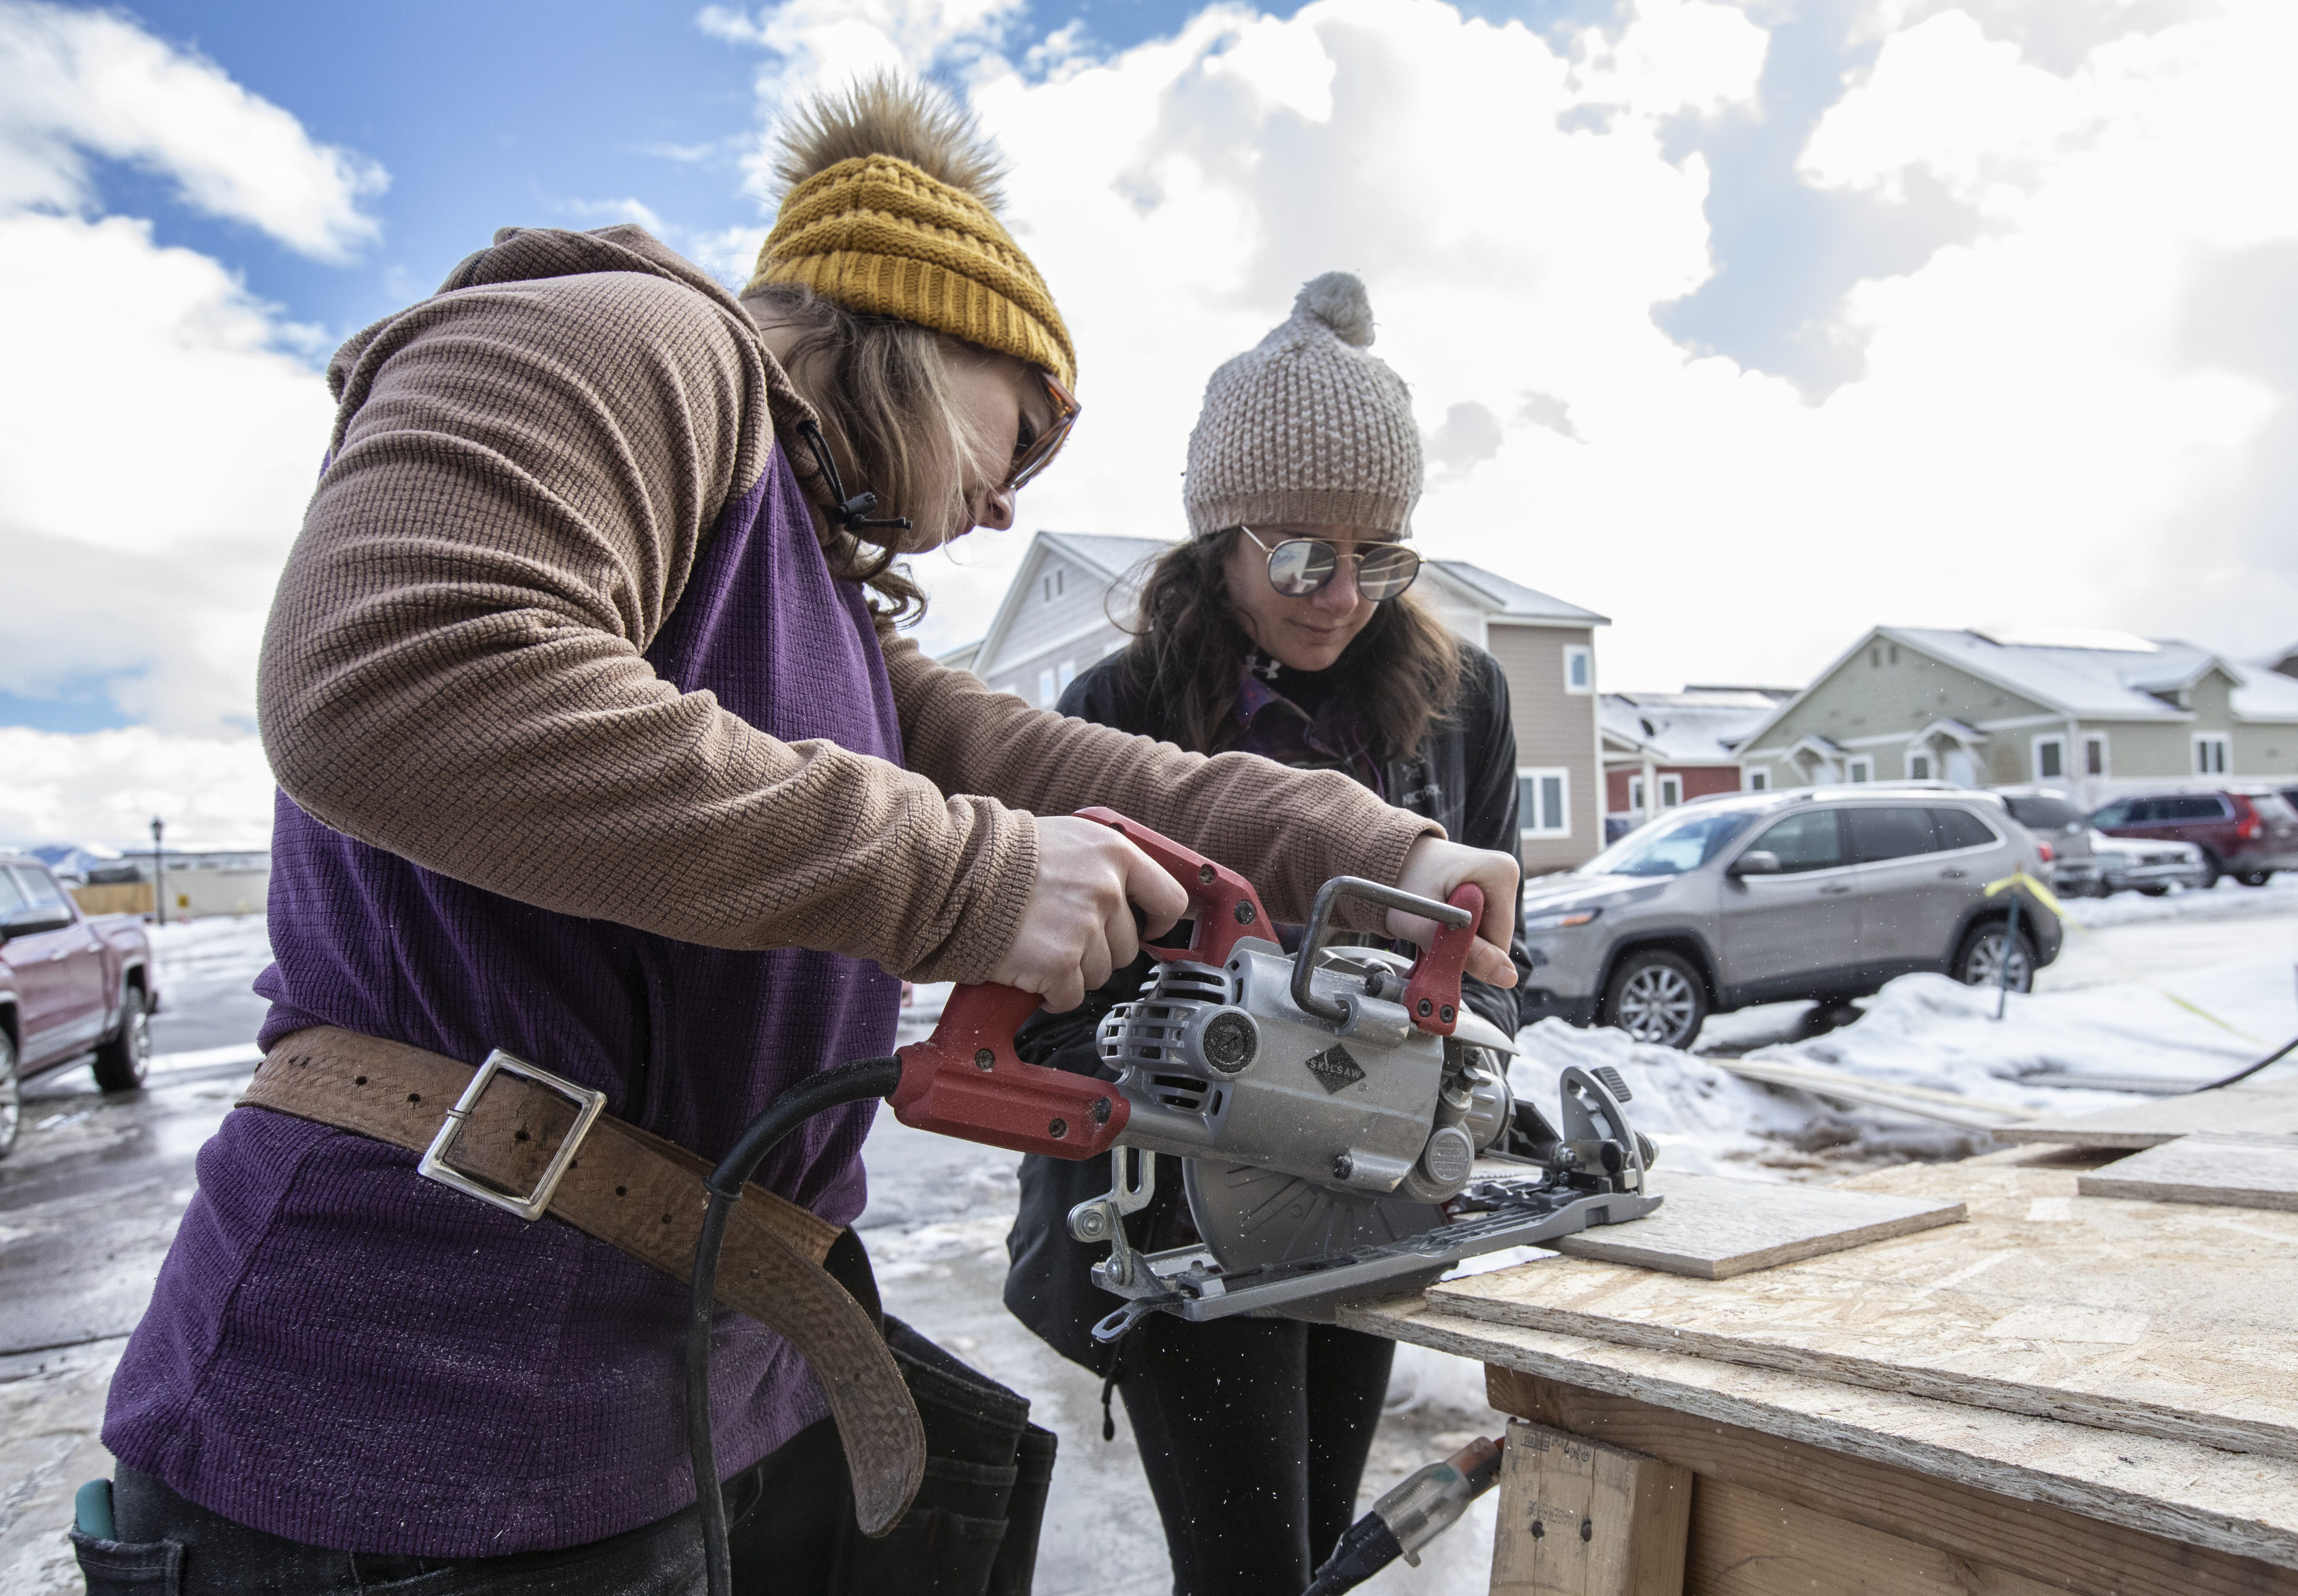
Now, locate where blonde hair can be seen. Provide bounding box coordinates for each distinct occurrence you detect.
[744,281,999,624]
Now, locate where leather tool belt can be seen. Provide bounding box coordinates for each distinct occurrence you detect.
[237,1025,926,1536]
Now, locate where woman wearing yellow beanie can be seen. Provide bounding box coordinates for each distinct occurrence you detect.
[94,71,1523,1596]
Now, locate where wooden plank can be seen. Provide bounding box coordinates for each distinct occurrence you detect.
[1687,1475,2071,1596]
[1548,1171,1965,1279]
[1424,1157,2298,1462]
[1474,1361,2298,1596]
[1489,1419,1689,1596]
[2080,1133,2298,1212]
[1998,1080,2298,1149]
[1338,1297,2298,1583]
[1709,1057,2042,1128]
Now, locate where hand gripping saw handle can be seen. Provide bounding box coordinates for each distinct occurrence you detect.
[886,807,1274,1159]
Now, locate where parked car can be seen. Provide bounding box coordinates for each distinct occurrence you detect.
[1516,788,2061,1049]
[1988,787,2090,893]
[0,853,160,1157]
[2088,789,2298,888]
[2087,831,2213,896]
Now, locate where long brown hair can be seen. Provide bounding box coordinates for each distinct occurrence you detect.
[1120,529,1462,759]
[744,281,996,624]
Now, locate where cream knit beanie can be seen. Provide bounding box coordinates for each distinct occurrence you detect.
[1183,272,1422,539]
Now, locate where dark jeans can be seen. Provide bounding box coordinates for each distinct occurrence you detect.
[79,1422,844,1595]
[1117,1313,1393,1596]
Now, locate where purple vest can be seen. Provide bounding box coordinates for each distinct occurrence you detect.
[104,449,906,1557]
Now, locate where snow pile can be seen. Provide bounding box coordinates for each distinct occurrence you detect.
[1508,1019,1818,1173]
[1746,973,2261,1104]
[2068,872,2298,930]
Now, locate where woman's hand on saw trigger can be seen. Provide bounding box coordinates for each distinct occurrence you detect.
[1389,837,1521,988]
[991,816,1191,1012]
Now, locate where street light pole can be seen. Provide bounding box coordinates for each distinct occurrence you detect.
[150,816,165,927]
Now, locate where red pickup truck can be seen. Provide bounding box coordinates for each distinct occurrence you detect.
[1,852,160,1156]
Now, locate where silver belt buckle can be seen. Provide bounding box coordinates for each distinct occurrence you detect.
[418,1049,608,1222]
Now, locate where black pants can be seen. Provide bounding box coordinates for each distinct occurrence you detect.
[1117,1313,1393,1596]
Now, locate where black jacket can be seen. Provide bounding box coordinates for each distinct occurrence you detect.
[1001,643,1531,1372]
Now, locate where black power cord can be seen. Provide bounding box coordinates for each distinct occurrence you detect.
[689,1056,906,1596]
[2198,1033,2298,1092]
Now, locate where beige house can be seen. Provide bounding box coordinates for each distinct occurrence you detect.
[942,533,1609,871]
[1736,627,2298,803]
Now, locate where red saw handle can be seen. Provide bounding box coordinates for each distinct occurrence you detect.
[1401,883,1484,1037]
[888,809,1269,1159]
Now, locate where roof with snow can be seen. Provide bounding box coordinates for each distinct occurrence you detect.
[1601,690,1783,763]
[1425,562,1609,626]
[1886,628,2298,722]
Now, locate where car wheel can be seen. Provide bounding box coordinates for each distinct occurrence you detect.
[2136,884,2169,896]
[2236,869,2273,888]
[92,986,151,1094]
[2195,850,2223,891]
[0,1031,19,1161]
[1955,921,2035,993]
[1603,951,1707,1050]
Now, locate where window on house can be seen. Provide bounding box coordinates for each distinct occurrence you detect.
[1628,776,1645,812]
[1746,769,1769,792]
[1563,645,1592,694]
[1519,768,1570,837]
[1058,659,1078,692]
[1037,667,1058,706]
[1908,752,1932,781]
[2083,734,2107,777]
[1870,648,1881,668]
[1846,758,1872,783]
[1659,775,1682,808]
[1042,567,1066,603]
[1888,644,1900,665]
[2033,737,2065,780]
[2195,734,2230,776]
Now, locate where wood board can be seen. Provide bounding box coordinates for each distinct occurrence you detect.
[2079,1131,2298,1212]
[1341,1296,2298,1582]
[1709,1057,2040,1129]
[1543,1171,1965,1279]
[1489,1420,1689,1596]
[1419,1152,2298,1463]
[1997,1075,2298,1149]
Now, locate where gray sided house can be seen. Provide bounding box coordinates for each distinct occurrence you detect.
[943,532,1610,872]
[1736,627,2298,803]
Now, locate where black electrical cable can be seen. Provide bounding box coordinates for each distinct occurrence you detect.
[2197,1032,2298,1092]
[689,1056,906,1596]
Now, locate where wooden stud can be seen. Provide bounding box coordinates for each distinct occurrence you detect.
[1489,1418,1690,1596]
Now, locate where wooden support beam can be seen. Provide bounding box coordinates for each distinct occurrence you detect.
[1489,1418,1690,1596]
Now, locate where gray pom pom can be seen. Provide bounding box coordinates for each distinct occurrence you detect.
[1294,271,1375,348]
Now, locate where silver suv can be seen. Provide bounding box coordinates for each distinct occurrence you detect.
[1516,787,2062,1049]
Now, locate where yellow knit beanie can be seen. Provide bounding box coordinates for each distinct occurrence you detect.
[747,145,1075,389]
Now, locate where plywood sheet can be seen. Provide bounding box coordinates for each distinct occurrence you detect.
[2079,1132,2298,1212]
[1997,1077,2298,1149]
[1546,1171,1965,1279]
[1342,1296,2298,1577]
[1420,1158,2298,1462]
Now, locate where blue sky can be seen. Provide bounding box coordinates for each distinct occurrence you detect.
[4,0,2296,844]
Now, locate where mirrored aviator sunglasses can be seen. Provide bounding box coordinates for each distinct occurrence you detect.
[1249,529,1423,602]
[1003,370,1081,493]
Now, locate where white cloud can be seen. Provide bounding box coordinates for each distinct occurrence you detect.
[0,0,385,260]
[0,727,275,850]
[712,0,2298,691]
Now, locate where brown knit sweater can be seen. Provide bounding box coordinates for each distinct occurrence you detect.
[257,226,1438,985]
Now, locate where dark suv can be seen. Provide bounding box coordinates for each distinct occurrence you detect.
[1516,787,2061,1049]
[2089,789,2298,888]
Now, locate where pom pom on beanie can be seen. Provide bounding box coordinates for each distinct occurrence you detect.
[1183,271,1421,539]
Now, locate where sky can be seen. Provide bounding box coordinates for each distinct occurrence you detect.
[1,0,2295,847]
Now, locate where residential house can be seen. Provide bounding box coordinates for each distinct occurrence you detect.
[943,532,1611,871]
[1735,627,2298,802]
[1600,686,1794,836]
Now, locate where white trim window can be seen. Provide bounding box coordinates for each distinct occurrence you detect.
[1846,757,1872,783]
[2032,735,2066,782]
[2194,733,2230,776]
[1907,749,1932,781]
[1659,774,1683,808]
[1037,667,1059,707]
[1519,768,1571,837]
[2082,732,2108,778]
[1746,768,1769,792]
[1562,644,1593,695]
[1627,776,1645,812]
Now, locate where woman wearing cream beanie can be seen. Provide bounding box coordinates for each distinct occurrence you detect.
[1005,274,1533,1594]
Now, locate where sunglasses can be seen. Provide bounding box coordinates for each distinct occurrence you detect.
[1238,526,1423,602]
[1003,370,1081,493]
